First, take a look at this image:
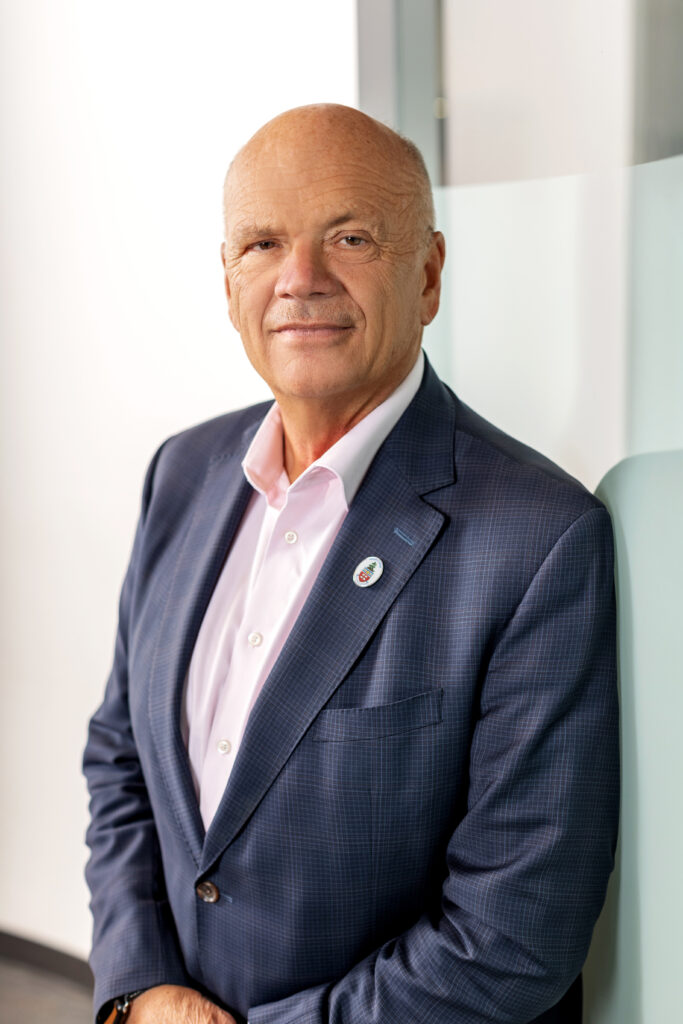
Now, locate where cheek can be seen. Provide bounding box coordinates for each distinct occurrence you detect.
[392,269,424,318]
[347,271,394,322]
[226,278,254,336]
[365,277,412,332]
[229,273,273,332]
[227,295,240,333]
[225,271,241,332]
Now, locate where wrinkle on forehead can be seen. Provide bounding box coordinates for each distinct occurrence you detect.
[224,104,434,240]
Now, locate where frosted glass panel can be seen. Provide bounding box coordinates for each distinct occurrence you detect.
[423,172,628,489]
[424,153,683,489]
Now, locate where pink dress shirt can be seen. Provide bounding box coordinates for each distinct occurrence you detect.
[184,351,424,827]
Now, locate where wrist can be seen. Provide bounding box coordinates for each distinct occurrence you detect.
[102,989,146,1023]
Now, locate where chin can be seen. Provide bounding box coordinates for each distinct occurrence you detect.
[272,363,361,403]
[279,381,354,403]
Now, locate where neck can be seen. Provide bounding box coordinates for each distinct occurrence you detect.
[278,394,381,483]
[274,351,423,482]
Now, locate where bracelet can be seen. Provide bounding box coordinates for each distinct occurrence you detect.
[111,990,146,1022]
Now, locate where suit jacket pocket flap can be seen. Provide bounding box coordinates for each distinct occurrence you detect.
[309,689,443,742]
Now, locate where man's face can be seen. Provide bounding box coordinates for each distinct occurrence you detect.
[222,114,444,415]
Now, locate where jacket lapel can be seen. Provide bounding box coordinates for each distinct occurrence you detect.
[148,419,263,866]
[200,361,457,873]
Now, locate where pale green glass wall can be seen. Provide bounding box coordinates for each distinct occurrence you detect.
[583,156,683,1024]
[585,451,683,1023]
[424,155,683,1021]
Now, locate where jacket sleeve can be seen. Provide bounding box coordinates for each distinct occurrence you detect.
[247,506,620,1024]
[83,444,194,1020]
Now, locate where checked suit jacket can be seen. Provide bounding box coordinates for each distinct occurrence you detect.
[83,356,619,1023]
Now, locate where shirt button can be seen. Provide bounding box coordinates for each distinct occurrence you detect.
[248,631,263,647]
[217,739,232,755]
[196,881,219,903]
[284,530,298,544]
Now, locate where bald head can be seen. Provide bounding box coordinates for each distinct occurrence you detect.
[224,104,435,243]
[219,102,445,429]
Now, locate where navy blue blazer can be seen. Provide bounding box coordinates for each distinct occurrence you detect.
[84,357,619,1023]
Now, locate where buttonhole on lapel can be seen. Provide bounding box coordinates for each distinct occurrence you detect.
[393,527,415,547]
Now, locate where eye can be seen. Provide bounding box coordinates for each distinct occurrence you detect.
[248,240,277,252]
[330,231,379,262]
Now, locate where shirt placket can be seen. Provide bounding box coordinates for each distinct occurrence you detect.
[199,487,310,821]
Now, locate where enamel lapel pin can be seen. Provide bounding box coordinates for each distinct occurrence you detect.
[352,556,384,588]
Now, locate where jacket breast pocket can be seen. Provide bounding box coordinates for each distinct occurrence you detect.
[308,689,443,742]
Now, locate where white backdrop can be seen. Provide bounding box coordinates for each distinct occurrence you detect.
[0,0,357,958]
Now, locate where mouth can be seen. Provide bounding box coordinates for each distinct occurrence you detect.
[271,323,353,341]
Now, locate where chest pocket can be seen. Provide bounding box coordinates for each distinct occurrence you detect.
[309,689,443,742]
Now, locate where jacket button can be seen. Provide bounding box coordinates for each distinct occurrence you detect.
[196,881,219,903]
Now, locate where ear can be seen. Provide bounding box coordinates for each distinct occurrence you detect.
[221,242,240,333]
[420,231,446,326]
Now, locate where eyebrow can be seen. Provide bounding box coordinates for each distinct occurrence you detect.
[326,212,384,234]
[326,212,356,229]
[230,223,280,244]
[229,212,383,246]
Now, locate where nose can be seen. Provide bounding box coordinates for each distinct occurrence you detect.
[274,239,338,300]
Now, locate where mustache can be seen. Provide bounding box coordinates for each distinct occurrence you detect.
[267,307,356,330]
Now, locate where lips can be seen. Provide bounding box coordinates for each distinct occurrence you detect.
[269,322,355,346]
[272,322,353,332]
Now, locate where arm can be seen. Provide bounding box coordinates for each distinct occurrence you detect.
[248,507,619,1023]
[83,445,196,1020]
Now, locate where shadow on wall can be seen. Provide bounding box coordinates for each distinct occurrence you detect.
[583,450,683,1023]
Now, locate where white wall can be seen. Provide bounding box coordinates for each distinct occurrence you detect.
[442,0,633,184]
[0,0,357,959]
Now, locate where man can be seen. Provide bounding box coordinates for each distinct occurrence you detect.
[84,104,619,1024]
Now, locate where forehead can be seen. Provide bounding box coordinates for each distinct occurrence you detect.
[225,142,418,239]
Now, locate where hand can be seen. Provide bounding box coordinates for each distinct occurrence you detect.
[127,985,237,1023]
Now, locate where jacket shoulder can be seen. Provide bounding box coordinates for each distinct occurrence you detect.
[155,399,270,477]
[164,400,272,461]
[136,400,271,518]
[451,393,606,523]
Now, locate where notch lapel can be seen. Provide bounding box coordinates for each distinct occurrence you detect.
[200,361,457,873]
[148,428,260,866]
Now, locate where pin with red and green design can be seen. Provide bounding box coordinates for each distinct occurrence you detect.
[352,556,384,588]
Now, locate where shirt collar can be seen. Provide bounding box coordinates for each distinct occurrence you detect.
[243,349,425,509]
